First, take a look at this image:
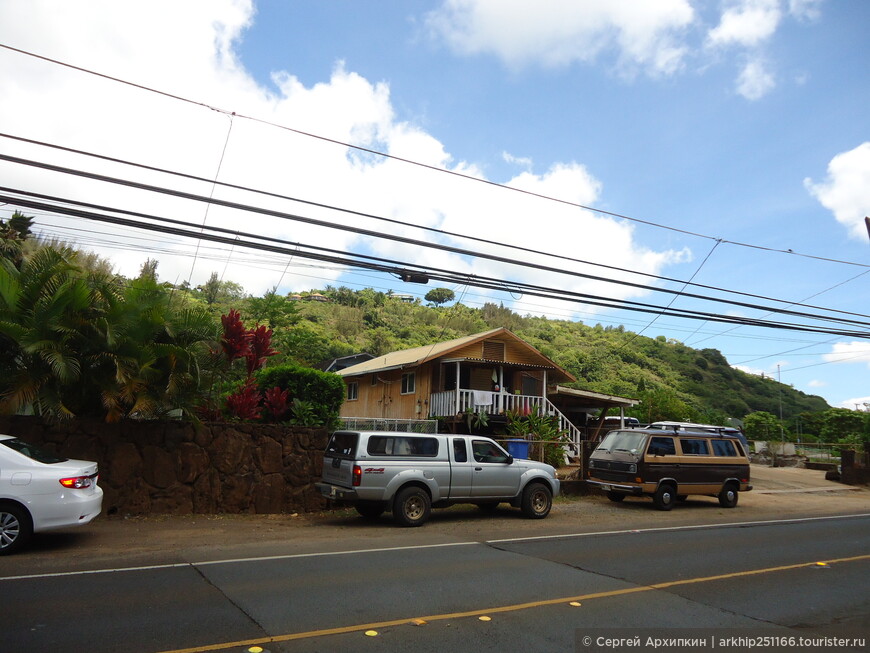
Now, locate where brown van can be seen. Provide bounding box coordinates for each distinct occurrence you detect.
[586,426,752,510]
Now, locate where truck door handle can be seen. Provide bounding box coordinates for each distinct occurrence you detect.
[475,467,483,471]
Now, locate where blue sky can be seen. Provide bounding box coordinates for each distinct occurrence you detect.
[0,0,868,412]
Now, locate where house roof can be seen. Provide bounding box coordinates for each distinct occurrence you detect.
[337,327,575,382]
[548,385,639,409]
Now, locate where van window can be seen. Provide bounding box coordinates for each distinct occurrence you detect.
[326,432,358,458]
[596,430,646,454]
[647,437,676,456]
[367,436,439,457]
[712,439,738,457]
[680,439,710,455]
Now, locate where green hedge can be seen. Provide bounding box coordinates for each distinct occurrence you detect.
[255,363,344,428]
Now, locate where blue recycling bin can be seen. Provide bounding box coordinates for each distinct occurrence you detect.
[506,439,530,459]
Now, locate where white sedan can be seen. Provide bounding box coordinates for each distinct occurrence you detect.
[0,434,103,555]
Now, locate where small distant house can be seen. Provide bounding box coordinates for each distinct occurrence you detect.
[306,293,329,302]
[318,353,375,373]
[390,293,416,303]
[336,327,638,445]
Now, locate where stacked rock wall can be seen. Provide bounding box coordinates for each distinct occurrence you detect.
[0,416,329,516]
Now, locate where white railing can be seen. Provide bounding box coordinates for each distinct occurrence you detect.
[429,389,583,452]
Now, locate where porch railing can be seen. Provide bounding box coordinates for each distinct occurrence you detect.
[429,389,583,453]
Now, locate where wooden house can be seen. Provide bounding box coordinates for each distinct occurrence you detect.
[336,328,638,444]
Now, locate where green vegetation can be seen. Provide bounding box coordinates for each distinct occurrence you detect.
[1,223,865,445]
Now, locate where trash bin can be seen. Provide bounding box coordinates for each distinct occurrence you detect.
[506,439,530,459]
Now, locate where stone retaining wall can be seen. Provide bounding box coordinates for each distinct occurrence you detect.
[0,416,329,516]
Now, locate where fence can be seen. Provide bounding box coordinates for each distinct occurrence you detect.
[337,417,438,434]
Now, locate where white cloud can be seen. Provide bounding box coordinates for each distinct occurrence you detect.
[502,151,533,170]
[807,379,827,388]
[707,0,782,48]
[805,143,870,240]
[788,0,824,21]
[0,0,685,314]
[822,341,870,367]
[736,58,776,100]
[838,396,870,410]
[426,0,695,75]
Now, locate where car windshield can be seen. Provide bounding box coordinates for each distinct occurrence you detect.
[1,438,68,464]
[596,431,646,456]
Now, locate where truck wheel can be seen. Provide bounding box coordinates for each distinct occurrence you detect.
[606,491,625,503]
[653,484,676,511]
[520,483,552,519]
[355,501,386,520]
[718,483,739,508]
[0,503,33,556]
[392,486,431,527]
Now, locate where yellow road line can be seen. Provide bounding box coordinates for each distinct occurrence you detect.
[157,553,870,653]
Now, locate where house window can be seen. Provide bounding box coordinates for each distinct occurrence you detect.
[370,374,378,386]
[347,382,358,401]
[401,372,415,394]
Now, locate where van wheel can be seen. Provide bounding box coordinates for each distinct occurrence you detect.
[393,487,431,527]
[0,503,32,556]
[606,491,625,503]
[521,483,552,519]
[718,483,739,508]
[355,501,386,520]
[653,484,676,511]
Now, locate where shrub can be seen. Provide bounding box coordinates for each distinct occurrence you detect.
[255,363,344,429]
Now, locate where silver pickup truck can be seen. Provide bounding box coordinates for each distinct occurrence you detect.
[315,430,560,526]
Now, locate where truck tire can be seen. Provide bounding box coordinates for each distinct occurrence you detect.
[520,483,552,519]
[392,486,431,527]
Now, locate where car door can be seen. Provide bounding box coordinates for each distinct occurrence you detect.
[448,437,474,498]
[470,439,521,498]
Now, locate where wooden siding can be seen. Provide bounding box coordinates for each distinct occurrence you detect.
[339,365,433,420]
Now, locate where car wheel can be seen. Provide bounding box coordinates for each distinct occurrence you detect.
[606,491,626,503]
[0,503,33,556]
[392,487,431,527]
[355,501,386,520]
[718,483,739,508]
[653,484,676,511]
[521,483,552,519]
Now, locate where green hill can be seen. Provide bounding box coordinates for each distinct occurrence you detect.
[248,286,830,427]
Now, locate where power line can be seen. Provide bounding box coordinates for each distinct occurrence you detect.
[1,43,868,270]
[4,191,870,340]
[3,153,870,330]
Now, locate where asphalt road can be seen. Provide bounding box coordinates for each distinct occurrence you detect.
[3,513,868,653]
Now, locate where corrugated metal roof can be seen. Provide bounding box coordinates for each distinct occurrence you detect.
[337,327,575,382]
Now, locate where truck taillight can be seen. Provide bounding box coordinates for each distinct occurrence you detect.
[353,465,362,486]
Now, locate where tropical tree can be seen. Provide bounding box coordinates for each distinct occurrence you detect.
[743,411,783,441]
[425,287,455,306]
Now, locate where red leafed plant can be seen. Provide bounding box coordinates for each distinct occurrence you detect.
[262,386,291,421]
[246,324,278,376]
[220,309,251,362]
[225,378,262,420]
